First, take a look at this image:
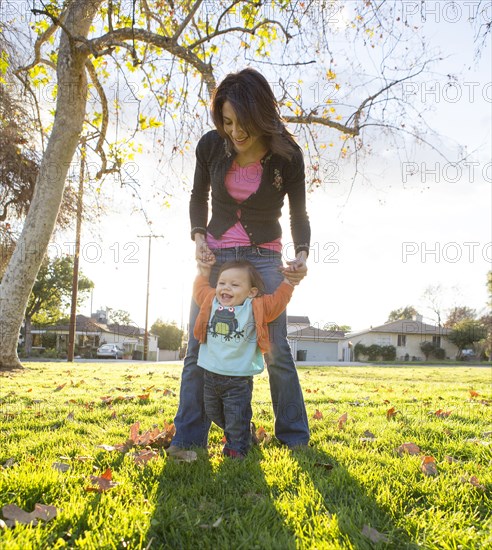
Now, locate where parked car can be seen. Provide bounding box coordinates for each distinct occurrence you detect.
[97,344,124,359]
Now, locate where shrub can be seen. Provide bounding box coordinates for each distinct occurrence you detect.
[41,333,57,349]
[420,341,435,360]
[354,343,366,361]
[381,345,396,361]
[433,347,446,360]
[366,344,381,361]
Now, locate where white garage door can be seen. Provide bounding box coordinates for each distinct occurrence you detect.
[296,341,339,362]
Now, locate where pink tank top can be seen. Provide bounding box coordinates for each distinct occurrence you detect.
[207,160,282,252]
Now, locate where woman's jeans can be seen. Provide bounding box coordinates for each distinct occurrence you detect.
[203,370,253,456]
[172,246,310,448]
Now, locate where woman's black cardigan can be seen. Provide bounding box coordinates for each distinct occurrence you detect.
[189,130,311,255]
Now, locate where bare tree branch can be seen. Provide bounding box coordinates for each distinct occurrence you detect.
[173,0,204,42]
[86,28,216,94]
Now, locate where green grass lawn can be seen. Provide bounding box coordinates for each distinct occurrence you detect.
[0,363,491,549]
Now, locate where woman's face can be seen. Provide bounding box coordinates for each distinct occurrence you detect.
[222,100,265,157]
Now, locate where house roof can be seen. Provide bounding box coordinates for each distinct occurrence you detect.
[348,319,451,337]
[42,314,110,333]
[288,326,346,340]
[38,315,145,337]
[287,316,310,325]
[107,323,143,337]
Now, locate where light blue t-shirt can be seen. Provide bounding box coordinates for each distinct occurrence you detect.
[197,297,264,376]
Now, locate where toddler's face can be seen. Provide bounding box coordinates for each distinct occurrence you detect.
[215,267,258,307]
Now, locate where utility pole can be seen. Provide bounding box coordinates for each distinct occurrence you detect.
[137,235,164,360]
[68,142,85,362]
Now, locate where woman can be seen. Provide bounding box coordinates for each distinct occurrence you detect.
[168,68,310,455]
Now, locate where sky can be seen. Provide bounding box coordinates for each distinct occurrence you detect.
[46,1,491,334]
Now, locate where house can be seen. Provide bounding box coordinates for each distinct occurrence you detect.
[31,313,159,360]
[287,316,310,334]
[288,325,347,362]
[343,316,459,361]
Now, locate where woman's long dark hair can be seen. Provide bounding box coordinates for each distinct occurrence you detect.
[211,68,299,160]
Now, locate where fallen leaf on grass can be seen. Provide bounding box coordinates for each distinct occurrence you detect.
[361,430,376,439]
[255,426,272,444]
[66,411,75,421]
[469,390,480,398]
[86,468,118,493]
[200,516,223,529]
[52,462,70,473]
[96,444,118,452]
[2,503,57,527]
[397,442,421,456]
[386,407,399,420]
[337,412,348,430]
[137,393,150,401]
[2,458,16,469]
[421,456,438,476]
[432,409,452,418]
[465,438,491,446]
[54,383,66,392]
[130,422,140,442]
[99,422,177,454]
[133,449,159,465]
[461,475,485,490]
[313,409,323,420]
[74,456,94,462]
[444,455,459,464]
[469,476,485,490]
[362,525,390,544]
[162,389,176,396]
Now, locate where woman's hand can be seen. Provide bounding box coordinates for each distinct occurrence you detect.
[279,252,308,286]
[195,234,215,264]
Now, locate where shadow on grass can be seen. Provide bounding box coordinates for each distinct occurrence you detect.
[290,445,421,549]
[146,446,298,549]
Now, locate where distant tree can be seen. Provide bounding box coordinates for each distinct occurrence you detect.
[387,306,419,322]
[447,320,487,358]
[444,307,476,328]
[24,256,93,355]
[324,323,351,333]
[422,285,445,327]
[151,320,184,351]
[420,341,436,360]
[108,309,132,326]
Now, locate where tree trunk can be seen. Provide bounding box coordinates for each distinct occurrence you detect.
[0,0,101,370]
